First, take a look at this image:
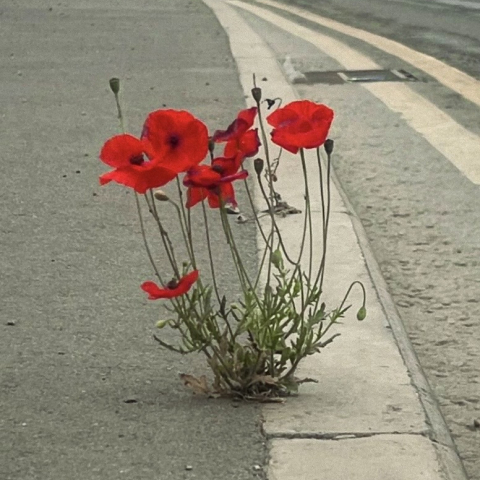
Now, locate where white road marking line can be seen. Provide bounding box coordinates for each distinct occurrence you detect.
[256,0,480,109]
[229,0,480,185]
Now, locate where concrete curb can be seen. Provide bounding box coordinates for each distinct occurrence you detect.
[330,167,470,480]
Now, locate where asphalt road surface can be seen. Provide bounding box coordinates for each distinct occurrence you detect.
[278,0,480,80]
[0,2,266,479]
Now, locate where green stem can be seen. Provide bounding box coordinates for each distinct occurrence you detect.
[200,200,223,305]
[145,194,180,278]
[134,193,163,285]
[300,149,313,280]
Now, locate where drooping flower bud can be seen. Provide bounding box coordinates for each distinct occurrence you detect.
[109,77,120,94]
[156,319,169,329]
[270,249,284,271]
[251,86,262,103]
[153,189,169,201]
[356,306,367,321]
[324,139,334,155]
[254,158,264,175]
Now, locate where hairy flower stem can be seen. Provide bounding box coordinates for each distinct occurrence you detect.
[219,203,267,318]
[145,194,180,279]
[300,149,314,280]
[243,170,297,267]
[167,198,196,269]
[218,204,253,293]
[175,177,196,267]
[313,148,332,312]
[134,193,163,285]
[336,281,367,315]
[254,92,277,289]
[200,200,222,305]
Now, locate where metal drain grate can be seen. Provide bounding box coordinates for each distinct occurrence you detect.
[297,69,419,85]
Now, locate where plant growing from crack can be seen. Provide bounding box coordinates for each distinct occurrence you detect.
[98,77,366,399]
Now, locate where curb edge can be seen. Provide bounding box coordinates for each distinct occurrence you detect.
[330,167,470,480]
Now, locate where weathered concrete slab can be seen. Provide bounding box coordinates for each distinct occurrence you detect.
[269,436,443,480]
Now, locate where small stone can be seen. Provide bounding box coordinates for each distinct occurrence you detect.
[474,419,480,428]
[253,465,262,471]
[6,320,15,326]
[81,111,87,116]
[185,465,193,471]
[17,70,23,76]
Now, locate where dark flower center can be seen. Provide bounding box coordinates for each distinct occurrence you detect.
[129,154,145,166]
[167,279,179,290]
[212,164,224,174]
[168,134,181,149]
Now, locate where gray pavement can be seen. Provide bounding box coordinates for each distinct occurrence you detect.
[1,1,265,479]
[275,0,480,81]
[1,0,475,479]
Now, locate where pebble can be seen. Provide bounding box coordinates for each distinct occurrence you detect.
[185,465,193,471]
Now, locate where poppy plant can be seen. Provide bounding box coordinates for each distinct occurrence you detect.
[142,109,209,174]
[213,107,260,162]
[141,270,199,300]
[99,134,177,194]
[267,100,334,154]
[183,164,248,208]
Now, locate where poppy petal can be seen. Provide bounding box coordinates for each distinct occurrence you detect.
[99,164,177,194]
[142,109,209,173]
[186,186,208,208]
[141,281,172,300]
[100,134,145,169]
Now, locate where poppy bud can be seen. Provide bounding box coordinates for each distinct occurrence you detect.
[251,87,262,103]
[208,137,215,155]
[156,320,169,329]
[271,249,284,270]
[254,158,264,175]
[356,306,367,321]
[324,139,334,155]
[109,77,120,94]
[153,189,169,201]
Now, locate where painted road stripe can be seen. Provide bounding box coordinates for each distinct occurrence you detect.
[256,0,480,109]
[229,0,480,185]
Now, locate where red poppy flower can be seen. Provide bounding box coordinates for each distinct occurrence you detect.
[213,107,260,161]
[99,134,177,194]
[142,109,209,173]
[141,270,199,300]
[212,107,257,143]
[183,164,248,208]
[267,100,334,154]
